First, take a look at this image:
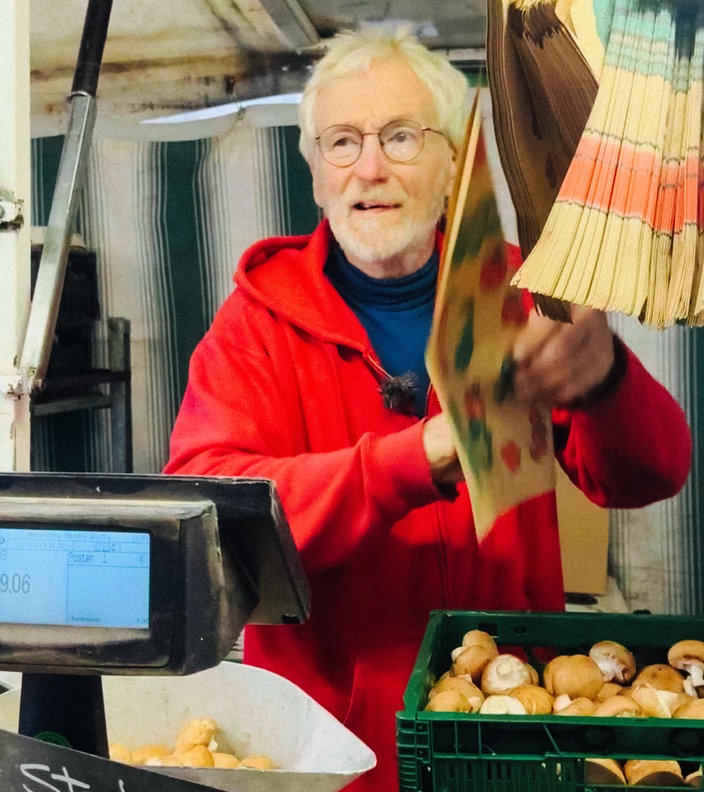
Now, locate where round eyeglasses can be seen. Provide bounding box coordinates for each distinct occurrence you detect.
[315,119,447,167]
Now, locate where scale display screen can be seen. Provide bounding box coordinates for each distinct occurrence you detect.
[0,474,310,674]
[0,527,150,629]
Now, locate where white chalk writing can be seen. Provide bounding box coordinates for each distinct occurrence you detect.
[20,763,124,792]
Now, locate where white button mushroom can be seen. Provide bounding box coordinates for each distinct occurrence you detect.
[479,694,527,715]
[480,654,534,696]
[668,639,704,697]
[589,640,636,684]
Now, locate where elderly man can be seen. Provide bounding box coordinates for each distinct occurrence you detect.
[165,28,691,791]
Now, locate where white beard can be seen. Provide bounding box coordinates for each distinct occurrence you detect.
[328,192,446,271]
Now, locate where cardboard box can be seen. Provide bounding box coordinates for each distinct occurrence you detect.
[555,464,609,595]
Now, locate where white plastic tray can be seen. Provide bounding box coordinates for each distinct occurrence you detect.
[0,662,375,792]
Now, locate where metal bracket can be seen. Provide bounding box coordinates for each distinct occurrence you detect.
[0,190,24,231]
[0,374,26,396]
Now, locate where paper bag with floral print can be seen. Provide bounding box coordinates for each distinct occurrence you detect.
[426,94,555,540]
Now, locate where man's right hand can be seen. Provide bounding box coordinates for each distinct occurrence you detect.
[422,413,464,485]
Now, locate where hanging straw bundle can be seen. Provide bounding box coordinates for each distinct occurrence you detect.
[487,0,600,321]
[510,0,704,329]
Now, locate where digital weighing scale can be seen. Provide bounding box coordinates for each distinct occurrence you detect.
[0,472,311,777]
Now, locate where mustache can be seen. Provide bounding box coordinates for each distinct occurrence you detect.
[348,189,403,206]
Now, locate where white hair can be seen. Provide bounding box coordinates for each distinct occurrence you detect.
[298,28,471,163]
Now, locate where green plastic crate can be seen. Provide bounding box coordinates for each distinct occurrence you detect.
[397,610,704,791]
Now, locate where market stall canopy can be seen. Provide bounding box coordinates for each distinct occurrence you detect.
[30,0,488,135]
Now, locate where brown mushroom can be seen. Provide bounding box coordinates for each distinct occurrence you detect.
[173,745,215,768]
[481,654,533,695]
[554,696,597,716]
[552,693,575,713]
[479,694,527,715]
[668,640,704,697]
[673,698,704,720]
[239,755,277,770]
[428,675,483,711]
[584,757,626,786]
[632,663,686,694]
[507,684,554,715]
[525,662,540,686]
[424,689,473,713]
[452,643,496,682]
[589,640,636,684]
[460,629,499,656]
[212,752,240,769]
[543,654,604,700]
[130,744,172,765]
[174,717,218,753]
[623,758,684,786]
[628,685,686,718]
[592,695,643,718]
[595,681,623,701]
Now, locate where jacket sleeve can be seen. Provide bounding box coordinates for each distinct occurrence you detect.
[553,338,692,507]
[163,296,451,572]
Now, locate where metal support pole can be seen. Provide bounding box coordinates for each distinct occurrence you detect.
[107,317,133,473]
[0,1,31,471]
[19,0,113,391]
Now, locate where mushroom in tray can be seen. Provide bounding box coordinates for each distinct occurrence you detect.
[480,653,535,695]
[451,643,498,682]
[595,681,624,701]
[627,685,690,718]
[450,629,499,682]
[542,654,604,700]
[589,640,637,684]
[426,673,484,712]
[424,689,475,713]
[553,696,597,716]
[460,629,499,655]
[479,693,527,715]
[591,694,643,718]
[623,759,684,787]
[673,697,704,720]
[507,683,554,715]
[632,663,687,694]
[584,757,626,786]
[668,640,704,697]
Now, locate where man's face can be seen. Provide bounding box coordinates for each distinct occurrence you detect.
[309,57,457,277]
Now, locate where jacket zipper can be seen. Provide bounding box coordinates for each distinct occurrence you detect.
[365,352,453,605]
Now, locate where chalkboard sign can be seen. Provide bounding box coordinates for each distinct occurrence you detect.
[0,728,215,792]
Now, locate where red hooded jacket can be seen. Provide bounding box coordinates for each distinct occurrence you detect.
[165,220,691,791]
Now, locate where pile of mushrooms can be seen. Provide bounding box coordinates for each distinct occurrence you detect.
[584,757,699,787]
[424,633,704,786]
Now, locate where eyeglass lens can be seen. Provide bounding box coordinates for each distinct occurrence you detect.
[318,120,427,166]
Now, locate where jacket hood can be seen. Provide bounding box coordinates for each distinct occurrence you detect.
[234,220,372,351]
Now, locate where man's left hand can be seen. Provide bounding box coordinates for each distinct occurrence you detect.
[510,304,615,407]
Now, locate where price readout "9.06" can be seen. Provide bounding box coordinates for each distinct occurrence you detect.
[0,572,30,594]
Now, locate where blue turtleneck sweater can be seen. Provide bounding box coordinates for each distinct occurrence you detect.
[325,245,438,417]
